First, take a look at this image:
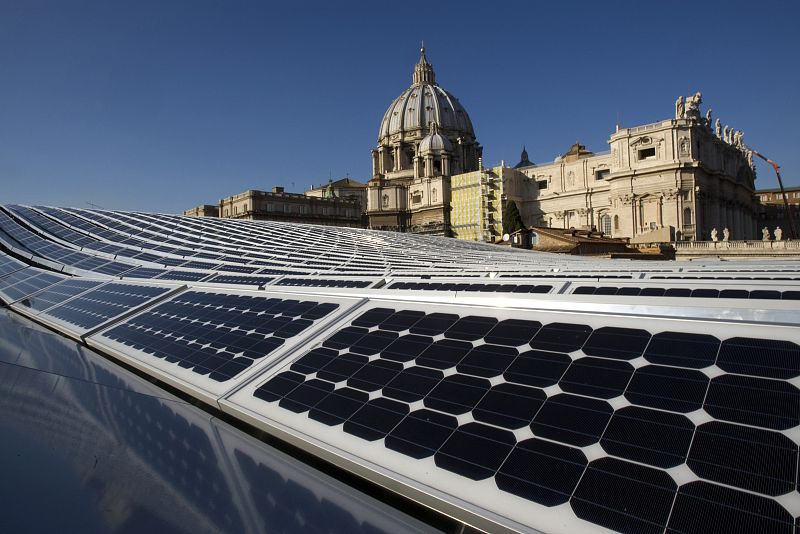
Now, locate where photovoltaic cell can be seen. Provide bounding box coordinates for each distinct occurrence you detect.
[8,205,800,534]
[101,291,341,382]
[15,278,103,313]
[43,282,172,331]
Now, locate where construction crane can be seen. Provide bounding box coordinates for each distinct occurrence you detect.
[751,150,796,240]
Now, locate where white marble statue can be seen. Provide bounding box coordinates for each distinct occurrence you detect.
[675,96,685,119]
[775,227,783,241]
[762,226,770,241]
[685,92,702,119]
[723,227,730,241]
[711,228,718,242]
[715,118,721,138]
[705,109,713,128]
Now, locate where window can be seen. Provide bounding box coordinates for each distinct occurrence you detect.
[537,180,548,190]
[613,215,619,230]
[638,147,656,160]
[595,169,610,180]
[600,214,612,235]
[683,207,692,226]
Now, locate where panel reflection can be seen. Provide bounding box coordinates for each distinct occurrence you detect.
[0,310,433,534]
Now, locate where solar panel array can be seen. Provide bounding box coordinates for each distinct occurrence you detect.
[1,203,798,534]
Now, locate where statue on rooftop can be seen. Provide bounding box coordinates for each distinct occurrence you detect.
[723,227,730,242]
[685,92,702,119]
[705,108,713,127]
[711,228,718,242]
[715,118,721,138]
[775,227,783,241]
[675,96,685,119]
[762,226,770,241]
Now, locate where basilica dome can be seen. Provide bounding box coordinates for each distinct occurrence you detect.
[377,48,476,144]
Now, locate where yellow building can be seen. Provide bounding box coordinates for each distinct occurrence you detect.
[451,165,539,242]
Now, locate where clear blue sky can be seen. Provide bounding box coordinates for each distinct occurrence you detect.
[2,0,798,213]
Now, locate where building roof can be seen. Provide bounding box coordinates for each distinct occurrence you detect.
[513,146,533,169]
[310,177,367,191]
[419,122,453,154]
[378,47,475,143]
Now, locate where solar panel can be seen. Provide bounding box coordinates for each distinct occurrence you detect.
[0,268,66,304]
[13,278,104,313]
[37,281,177,336]
[225,301,800,534]
[88,289,361,402]
[4,204,800,533]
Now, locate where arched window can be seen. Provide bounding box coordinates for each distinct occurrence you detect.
[683,207,692,226]
[614,215,620,230]
[600,214,612,235]
[382,194,389,208]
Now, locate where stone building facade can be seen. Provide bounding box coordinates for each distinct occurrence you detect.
[305,177,367,209]
[756,185,800,238]
[371,51,760,243]
[213,187,362,227]
[367,47,482,235]
[182,204,219,218]
[512,95,759,242]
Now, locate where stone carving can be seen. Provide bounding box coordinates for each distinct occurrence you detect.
[567,171,575,187]
[685,92,702,119]
[679,136,690,156]
[762,226,770,241]
[711,228,718,242]
[382,194,389,208]
[675,96,685,119]
[723,126,731,144]
[747,150,754,168]
[734,130,743,148]
[715,118,722,138]
[705,109,713,127]
[775,227,783,241]
[723,227,730,242]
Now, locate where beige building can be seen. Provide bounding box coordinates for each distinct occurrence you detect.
[305,177,367,209]
[367,47,482,235]
[514,98,759,241]
[369,50,760,243]
[184,186,363,227]
[182,204,219,218]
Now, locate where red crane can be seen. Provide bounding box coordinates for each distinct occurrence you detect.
[751,150,796,240]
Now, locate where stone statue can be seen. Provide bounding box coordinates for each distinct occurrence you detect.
[675,96,685,119]
[715,118,721,138]
[734,131,743,148]
[705,109,713,128]
[711,228,718,242]
[723,126,731,143]
[775,227,783,241]
[747,150,754,167]
[762,226,770,241]
[723,227,730,242]
[685,92,702,119]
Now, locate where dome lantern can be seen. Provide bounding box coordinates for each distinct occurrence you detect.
[412,45,436,85]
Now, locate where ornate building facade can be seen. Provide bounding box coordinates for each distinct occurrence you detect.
[371,50,760,243]
[513,94,759,241]
[367,48,482,235]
